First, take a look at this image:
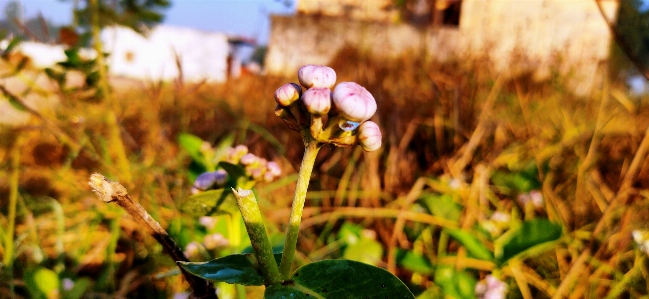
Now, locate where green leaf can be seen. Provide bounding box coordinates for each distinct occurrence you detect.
[179,189,238,216]
[264,260,415,298]
[62,277,91,299]
[24,267,60,299]
[496,218,562,264]
[343,238,384,266]
[445,229,493,261]
[178,253,282,286]
[178,133,207,166]
[419,194,462,223]
[7,95,28,112]
[396,249,434,275]
[2,37,21,58]
[434,266,477,299]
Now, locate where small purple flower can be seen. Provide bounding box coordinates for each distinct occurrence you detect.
[193,170,228,192]
[357,121,382,152]
[302,87,332,115]
[298,64,336,89]
[274,83,302,106]
[332,82,377,122]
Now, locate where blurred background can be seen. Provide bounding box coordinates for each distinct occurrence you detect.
[1,0,649,298]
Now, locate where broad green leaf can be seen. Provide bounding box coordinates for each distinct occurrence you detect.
[24,267,60,299]
[434,266,477,299]
[420,194,462,223]
[178,133,207,166]
[445,229,493,261]
[264,260,415,299]
[396,249,434,275]
[179,253,282,286]
[343,238,383,266]
[496,218,562,264]
[180,189,238,216]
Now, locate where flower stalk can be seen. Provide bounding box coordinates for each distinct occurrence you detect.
[231,188,282,285]
[279,140,321,279]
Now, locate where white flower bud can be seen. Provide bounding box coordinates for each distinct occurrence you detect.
[357,121,382,152]
[332,82,377,122]
[298,64,336,89]
[302,87,332,115]
[274,83,302,106]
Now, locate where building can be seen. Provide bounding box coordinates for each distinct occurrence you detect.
[265,0,619,95]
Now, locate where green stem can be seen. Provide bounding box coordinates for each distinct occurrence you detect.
[232,188,282,285]
[279,140,321,279]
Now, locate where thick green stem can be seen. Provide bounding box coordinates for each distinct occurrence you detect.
[232,188,282,285]
[279,140,321,279]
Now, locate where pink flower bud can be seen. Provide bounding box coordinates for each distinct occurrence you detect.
[240,153,258,165]
[263,171,275,182]
[267,161,282,176]
[332,82,377,122]
[298,64,336,89]
[357,121,382,152]
[302,87,331,115]
[274,83,302,106]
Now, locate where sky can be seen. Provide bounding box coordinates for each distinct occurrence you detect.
[0,0,296,44]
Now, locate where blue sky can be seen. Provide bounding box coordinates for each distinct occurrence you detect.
[0,0,296,44]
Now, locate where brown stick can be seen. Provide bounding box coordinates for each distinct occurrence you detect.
[89,173,217,299]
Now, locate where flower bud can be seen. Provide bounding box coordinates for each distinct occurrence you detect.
[263,171,275,182]
[228,145,249,164]
[298,64,336,89]
[184,242,200,258]
[302,87,332,115]
[274,83,302,106]
[203,233,229,249]
[357,121,382,151]
[240,153,258,165]
[332,82,377,122]
[267,161,282,177]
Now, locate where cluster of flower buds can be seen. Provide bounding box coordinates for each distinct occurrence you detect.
[274,64,382,151]
[191,144,282,194]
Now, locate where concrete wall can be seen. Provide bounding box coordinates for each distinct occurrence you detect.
[266,0,618,95]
